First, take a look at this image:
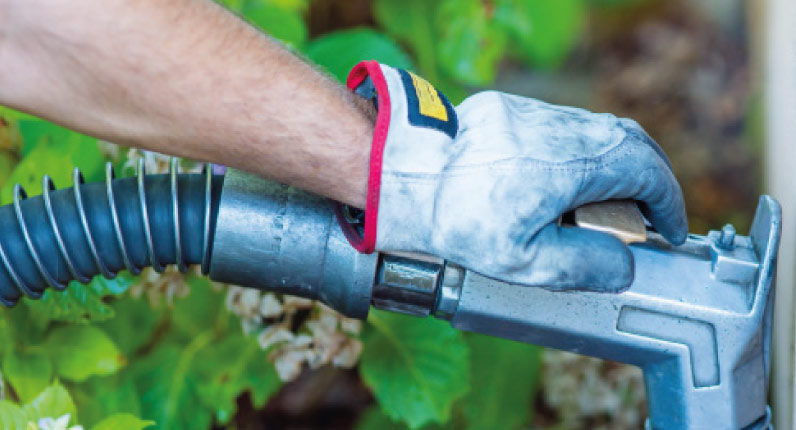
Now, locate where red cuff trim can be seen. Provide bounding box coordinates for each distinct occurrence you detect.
[334,60,391,253]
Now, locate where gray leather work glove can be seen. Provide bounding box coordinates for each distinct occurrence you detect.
[336,61,688,293]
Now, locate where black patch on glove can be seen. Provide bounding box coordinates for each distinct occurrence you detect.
[398,69,458,139]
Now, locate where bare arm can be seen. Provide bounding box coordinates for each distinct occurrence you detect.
[0,0,372,208]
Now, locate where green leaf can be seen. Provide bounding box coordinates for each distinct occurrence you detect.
[462,333,542,430]
[169,276,224,338]
[72,373,142,429]
[243,3,307,49]
[360,311,469,429]
[44,325,125,382]
[132,290,280,429]
[92,413,154,430]
[192,334,282,424]
[494,0,586,68]
[357,406,411,430]
[21,382,77,424]
[131,342,213,430]
[0,382,78,430]
[17,120,69,157]
[0,152,18,193]
[99,294,163,356]
[25,269,136,326]
[216,0,246,12]
[0,401,27,430]
[0,114,21,189]
[91,272,137,296]
[436,0,508,86]
[306,28,414,83]
[0,106,39,122]
[590,0,649,7]
[3,349,52,403]
[1,122,103,204]
[262,0,311,11]
[1,301,49,345]
[356,406,456,430]
[373,0,441,82]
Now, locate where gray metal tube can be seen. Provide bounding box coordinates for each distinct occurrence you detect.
[208,169,376,318]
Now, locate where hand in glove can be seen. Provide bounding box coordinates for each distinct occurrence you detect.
[336,61,688,293]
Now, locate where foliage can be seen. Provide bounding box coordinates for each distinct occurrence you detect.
[461,333,542,430]
[360,311,469,428]
[373,0,587,97]
[356,332,542,430]
[0,382,75,430]
[306,28,413,83]
[0,0,599,428]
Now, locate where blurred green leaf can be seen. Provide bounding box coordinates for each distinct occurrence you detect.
[73,373,142,429]
[357,406,412,430]
[21,382,77,425]
[192,334,281,424]
[131,293,278,430]
[360,310,469,429]
[91,413,154,430]
[373,0,440,82]
[44,325,125,382]
[0,124,103,204]
[263,0,310,11]
[494,0,586,68]
[169,276,224,338]
[243,3,307,48]
[0,382,79,430]
[99,295,163,356]
[216,0,246,12]
[1,301,48,345]
[462,333,542,430]
[3,349,52,403]
[0,113,21,186]
[17,120,69,157]
[356,404,456,430]
[437,0,508,86]
[0,401,27,430]
[0,152,18,191]
[306,28,413,83]
[91,273,136,296]
[0,106,38,122]
[26,287,114,326]
[27,272,137,325]
[590,0,649,7]
[132,342,212,430]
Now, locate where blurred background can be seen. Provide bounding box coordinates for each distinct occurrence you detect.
[0,0,792,429]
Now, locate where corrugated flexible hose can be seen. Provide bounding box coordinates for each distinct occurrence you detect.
[0,158,223,305]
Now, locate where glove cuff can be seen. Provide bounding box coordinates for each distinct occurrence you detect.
[334,61,458,254]
[333,61,390,253]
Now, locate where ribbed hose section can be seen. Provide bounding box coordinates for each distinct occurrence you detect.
[0,160,223,305]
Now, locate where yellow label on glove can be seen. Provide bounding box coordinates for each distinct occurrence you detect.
[409,72,448,122]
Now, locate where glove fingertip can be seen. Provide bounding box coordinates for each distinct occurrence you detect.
[596,240,634,293]
[660,210,689,246]
[549,226,635,293]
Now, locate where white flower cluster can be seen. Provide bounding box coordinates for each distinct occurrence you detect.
[129,266,193,307]
[226,287,363,382]
[541,350,646,429]
[29,414,82,430]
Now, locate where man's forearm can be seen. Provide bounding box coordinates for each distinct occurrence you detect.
[0,0,372,207]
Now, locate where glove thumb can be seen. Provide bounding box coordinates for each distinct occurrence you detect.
[519,223,634,293]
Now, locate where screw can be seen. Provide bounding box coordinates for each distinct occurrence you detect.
[718,224,736,250]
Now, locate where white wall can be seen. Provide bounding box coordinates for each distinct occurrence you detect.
[765,0,796,428]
